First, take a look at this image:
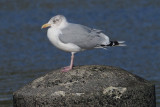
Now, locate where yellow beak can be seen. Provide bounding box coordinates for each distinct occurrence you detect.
[41,23,51,29]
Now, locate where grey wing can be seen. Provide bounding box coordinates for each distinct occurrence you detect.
[59,23,109,49]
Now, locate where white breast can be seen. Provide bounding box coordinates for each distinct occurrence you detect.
[47,27,81,52]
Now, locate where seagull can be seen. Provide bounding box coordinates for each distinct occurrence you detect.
[41,15,125,72]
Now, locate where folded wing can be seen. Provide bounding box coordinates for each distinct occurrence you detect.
[59,23,109,49]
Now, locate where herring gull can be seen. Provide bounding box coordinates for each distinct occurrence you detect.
[41,15,125,72]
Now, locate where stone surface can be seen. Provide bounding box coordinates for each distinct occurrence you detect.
[13,65,155,107]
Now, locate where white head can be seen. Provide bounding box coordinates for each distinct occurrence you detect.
[41,15,68,29]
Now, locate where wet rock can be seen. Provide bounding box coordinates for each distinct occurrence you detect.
[13,65,155,107]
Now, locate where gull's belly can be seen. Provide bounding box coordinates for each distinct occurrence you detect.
[47,28,81,52]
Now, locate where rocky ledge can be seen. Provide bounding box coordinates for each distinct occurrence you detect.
[13,65,155,107]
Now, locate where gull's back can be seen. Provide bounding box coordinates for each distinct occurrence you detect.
[59,23,109,49]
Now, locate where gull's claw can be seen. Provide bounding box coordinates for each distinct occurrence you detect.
[61,66,72,72]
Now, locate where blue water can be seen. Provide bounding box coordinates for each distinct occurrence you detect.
[0,0,160,106]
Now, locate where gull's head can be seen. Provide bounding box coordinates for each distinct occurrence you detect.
[41,15,68,29]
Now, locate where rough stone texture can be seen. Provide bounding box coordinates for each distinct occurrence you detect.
[13,65,156,107]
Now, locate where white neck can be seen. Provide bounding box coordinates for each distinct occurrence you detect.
[57,19,68,30]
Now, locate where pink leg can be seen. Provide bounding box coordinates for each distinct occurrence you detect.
[61,52,74,72]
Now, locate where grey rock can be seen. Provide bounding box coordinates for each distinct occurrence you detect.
[13,65,155,107]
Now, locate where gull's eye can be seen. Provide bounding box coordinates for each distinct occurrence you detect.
[53,20,56,23]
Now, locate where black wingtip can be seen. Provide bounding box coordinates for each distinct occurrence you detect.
[107,41,126,46]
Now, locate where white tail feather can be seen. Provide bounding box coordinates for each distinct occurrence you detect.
[118,41,125,43]
[117,41,126,46]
